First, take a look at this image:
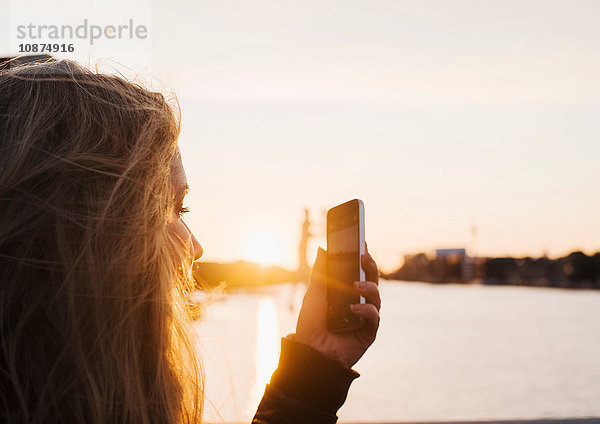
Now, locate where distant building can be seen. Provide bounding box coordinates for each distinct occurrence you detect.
[435,248,466,258]
[431,248,464,283]
[398,253,431,281]
[387,248,477,283]
[433,248,476,282]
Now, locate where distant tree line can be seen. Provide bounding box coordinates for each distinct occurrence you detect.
[383,250,600,289]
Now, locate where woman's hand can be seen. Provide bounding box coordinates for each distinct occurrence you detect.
[288,246,381,369]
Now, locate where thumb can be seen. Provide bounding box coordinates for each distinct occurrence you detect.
[306,247,327,297]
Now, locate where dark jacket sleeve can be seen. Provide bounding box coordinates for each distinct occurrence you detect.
[252,337,360,424]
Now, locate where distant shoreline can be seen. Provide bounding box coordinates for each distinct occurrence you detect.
[384,250,600,290]
[192,251,600,291]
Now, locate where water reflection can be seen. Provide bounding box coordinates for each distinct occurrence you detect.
[196,282,600,422]
[247,297,279,416]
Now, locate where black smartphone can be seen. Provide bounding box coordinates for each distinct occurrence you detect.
[326,199,366,333]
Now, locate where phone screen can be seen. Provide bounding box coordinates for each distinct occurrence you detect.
[327,199,364,332]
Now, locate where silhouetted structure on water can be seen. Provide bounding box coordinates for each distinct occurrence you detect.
[295,208,313,282]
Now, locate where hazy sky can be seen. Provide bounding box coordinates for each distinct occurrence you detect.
[3,0,600,271]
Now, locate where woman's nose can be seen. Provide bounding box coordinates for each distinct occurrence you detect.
[191,233,203,261]
[183,221,203,261]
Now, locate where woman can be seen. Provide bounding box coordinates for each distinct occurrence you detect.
[0,59,381,423]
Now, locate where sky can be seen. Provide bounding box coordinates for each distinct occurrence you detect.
[3,0,600,271]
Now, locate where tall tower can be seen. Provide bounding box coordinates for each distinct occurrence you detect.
[469,221,478,259]
[297,208,312,282]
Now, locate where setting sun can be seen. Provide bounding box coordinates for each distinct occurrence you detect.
[243,229,284,266]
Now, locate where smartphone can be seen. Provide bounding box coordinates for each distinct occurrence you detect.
[326,198,366,333]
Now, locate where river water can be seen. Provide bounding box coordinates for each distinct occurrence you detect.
[193,281,600,423]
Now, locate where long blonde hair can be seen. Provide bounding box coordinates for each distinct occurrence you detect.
[0,59,203,422]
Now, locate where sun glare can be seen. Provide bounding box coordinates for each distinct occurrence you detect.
[243,229,284,266]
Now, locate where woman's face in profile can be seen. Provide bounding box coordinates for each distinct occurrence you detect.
[169,147,202,264]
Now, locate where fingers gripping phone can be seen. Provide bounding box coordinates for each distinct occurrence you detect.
[326,199,366,333]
